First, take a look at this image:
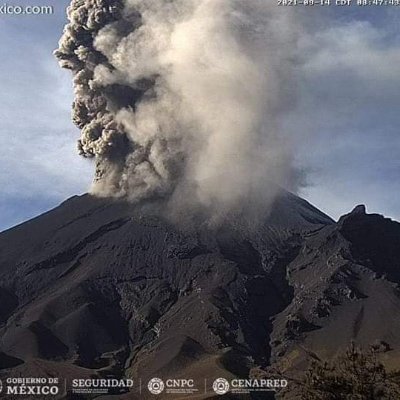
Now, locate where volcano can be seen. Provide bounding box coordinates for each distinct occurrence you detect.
[1,191,400,399]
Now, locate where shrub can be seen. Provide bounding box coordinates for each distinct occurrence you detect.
[300,343,400,400]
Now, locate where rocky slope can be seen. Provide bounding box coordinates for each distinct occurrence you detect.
[0,192,399,399]
[270,205,400,380]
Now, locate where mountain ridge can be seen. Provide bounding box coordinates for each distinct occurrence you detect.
[0,191,399,399]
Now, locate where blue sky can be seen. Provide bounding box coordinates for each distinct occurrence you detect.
[296,5,400,220]
[0,1,399,231]
[0,0,92,231]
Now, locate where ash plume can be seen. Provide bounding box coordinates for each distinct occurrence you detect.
[55,0,303,219]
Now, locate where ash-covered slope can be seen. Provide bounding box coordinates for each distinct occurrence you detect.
[0,193,399,398]
[0,191,330,395]
[270,205,400,388]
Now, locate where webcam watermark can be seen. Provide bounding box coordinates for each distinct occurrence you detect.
[0,3,53,15]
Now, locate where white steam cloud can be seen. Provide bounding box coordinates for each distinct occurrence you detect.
[56,0,304,219]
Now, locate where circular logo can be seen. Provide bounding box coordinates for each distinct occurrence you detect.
[213,378,230,395]
[148,378,165,395]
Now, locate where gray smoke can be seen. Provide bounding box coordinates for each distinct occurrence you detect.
[56,0,303,219]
